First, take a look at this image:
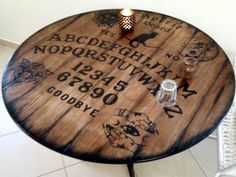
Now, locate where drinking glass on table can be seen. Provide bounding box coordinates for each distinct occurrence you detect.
[181,57,199,79]
[156,79,177,106]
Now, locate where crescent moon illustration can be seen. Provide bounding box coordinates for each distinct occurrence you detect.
[112,120,120,126]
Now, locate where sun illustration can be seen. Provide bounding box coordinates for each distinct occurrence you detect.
[92,10,119,27]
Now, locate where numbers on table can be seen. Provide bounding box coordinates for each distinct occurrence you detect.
[57,62,129,105]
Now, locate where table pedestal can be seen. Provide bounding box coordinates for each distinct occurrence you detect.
[127,164,136,177]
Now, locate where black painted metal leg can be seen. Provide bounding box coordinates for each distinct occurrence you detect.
[127,163,135,177]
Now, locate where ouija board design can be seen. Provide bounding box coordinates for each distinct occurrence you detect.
[124,31,160,48]
[103,108,159,153]
[1,9,235,163]
[10,59,53,86]
[92,10,119,27]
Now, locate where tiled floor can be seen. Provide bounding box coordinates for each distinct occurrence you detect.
[1,43,233,177]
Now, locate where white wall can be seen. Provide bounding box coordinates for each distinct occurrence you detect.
[0,0,236,55]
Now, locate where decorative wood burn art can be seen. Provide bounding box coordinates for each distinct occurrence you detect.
[93,10,119,27]
[103,109,159,154]
[1,9,235,163]
[11,59,53,85]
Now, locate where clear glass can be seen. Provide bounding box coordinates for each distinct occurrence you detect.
[185,48,201,58]
[156,79,177,106]
[181,57,199,79]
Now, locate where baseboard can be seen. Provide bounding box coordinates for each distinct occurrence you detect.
[0,38,20,49]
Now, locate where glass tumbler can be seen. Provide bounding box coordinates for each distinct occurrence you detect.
[156,79,177,106]
[181,57,199,79]
[185,48,201,58]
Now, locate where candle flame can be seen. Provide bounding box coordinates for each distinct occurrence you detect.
[121,8,134,16]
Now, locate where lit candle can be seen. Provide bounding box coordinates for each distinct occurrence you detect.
[119,8,135,32]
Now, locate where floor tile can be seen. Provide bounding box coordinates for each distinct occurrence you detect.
[66,161,129,177]
[62,155,82,166]
[210,130,217,138]
[0,44,15,65]
[0,44,15,97]
[135,150,206,177]
[190,138,218,177]
[0,132,64,177]
[38,169,67,177]
[0,98,20,136]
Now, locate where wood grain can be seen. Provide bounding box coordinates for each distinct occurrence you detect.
[2,9,235,163]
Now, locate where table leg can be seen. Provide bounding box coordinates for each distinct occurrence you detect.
[127,163,136,177]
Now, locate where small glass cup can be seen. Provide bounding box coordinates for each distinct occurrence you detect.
[185,48,201,58]
[156,79,177,106]
[181,57,198,79]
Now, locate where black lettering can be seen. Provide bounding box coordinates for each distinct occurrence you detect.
[34,45,46,54]
[165,53,172,58]
[146,60,161,69]
[67,97,76,104]
[151,16,159,21]
[72,47,85,58]
[47,86,55,93]
[53,90,62,97]
[156,66,172,79]
[97,52,109,62]
[76,36,88,44]
[147,82,160,96]
[141,56,152,65]
[110,43,121,51]
[102,29,114,37]
[84,49,98,59]
[129,66,144,76]
[60,94,69,100]
[48,45,60,54]
[90,109,100,117]
[164,28,171,32]
[165,21,172,25]
[103,94,118,105]
[108,56,122,65]
[60,46,72,54]
[119,47,132,56]
[48,33,61,41]
[142,13,150,19]
[98,40,110,49]
[171,23,177,27]
[129,51,145,62]
[138,73,156,85]
[176,25,182,30]
[117,60,132,70]
[165,53,179,60]
[178,82,197,99]
[64,34,76,42]
[74,101,83,108]
[173,55,180,60]
[87,38,99,46]
[164,105,183,118]
[172,74,181,81]
[71,62,83,72]
[83,105,92,112]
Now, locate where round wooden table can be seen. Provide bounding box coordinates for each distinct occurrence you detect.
[2,10,235,174]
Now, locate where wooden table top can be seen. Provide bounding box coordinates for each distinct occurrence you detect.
[2,9,235,163]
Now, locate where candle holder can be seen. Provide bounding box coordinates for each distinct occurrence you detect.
[180,57,199,79]
[119,8,135,32]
